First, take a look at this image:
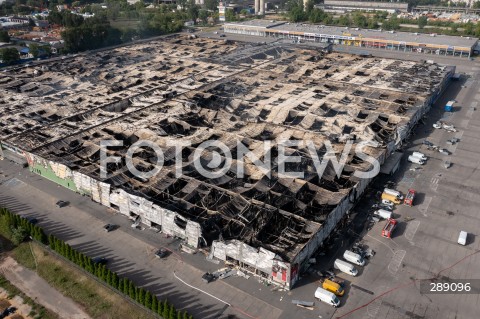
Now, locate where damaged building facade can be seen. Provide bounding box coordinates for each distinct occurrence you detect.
[0,35,454,289]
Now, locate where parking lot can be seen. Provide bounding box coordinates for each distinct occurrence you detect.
[326,56,480,319]
[1,39,480,319]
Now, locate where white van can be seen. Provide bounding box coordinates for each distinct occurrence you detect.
[343,250,365,266]
[374,209,393,220]
[408,155,425,165]
[314,287,341,307]
[412,152,427,161]
[384,188,404,200]
[334,259,358,276]
[458,231,468,245]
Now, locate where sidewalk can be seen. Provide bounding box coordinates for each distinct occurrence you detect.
[1,256,91,319]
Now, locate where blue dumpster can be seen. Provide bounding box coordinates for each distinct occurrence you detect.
[445,101,454,112]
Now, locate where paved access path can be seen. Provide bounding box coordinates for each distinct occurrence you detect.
[0,256,91,319]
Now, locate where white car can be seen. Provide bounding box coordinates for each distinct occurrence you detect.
[382,199,394,206]
[433,122,442,129]
[442,123,454,130]
[439,148,450,155]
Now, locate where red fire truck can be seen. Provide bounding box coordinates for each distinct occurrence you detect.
[404,189,416,207]
[381,218,397,238]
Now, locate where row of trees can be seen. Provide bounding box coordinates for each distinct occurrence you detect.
[0,207,192,319]
[287,1,387,29]
[284,0,480,35]
[48,10,124,52]
[0,47,20,65]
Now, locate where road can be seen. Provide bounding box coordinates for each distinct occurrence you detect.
[1,256,91,319]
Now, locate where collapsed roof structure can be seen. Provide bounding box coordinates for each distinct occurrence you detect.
[0,34,454,289]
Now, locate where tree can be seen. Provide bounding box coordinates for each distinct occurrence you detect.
[106,269,113,286]
[128,280,135,297]
[475,21,480,37]
[450,24,458,34]
[199,9,208,25]
[138,288,145,304]
[338,14,351,27]
[168,304,176,319]
[288,1,306,22]
[352,12,367,28]
[304,0,314,14]
[106,0,120,21]
[464,22,474,35]
[151,294,158,312]
[0,30,10,43]
[324,15,333,25]
[204,0,218,11]
[309,9,325,24]
[418,16,428,29]
[225,8,236,22]
[162,300,169,318]
[29,43,40,58]
[10,226,27,245]
[157,298,164,315]
[112,272,119,290]
[144,291,152,308]
[186,0,199,22]
[367,18,378,29]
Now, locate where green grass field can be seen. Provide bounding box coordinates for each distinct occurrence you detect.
[110,19,141,30]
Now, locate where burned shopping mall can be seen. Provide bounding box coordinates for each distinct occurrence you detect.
[0,35,454,289]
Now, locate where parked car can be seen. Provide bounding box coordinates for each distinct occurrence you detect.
[202,272,215,283]
[103,224,116,232]
[439,148,450,155]
[0,306,16,318]
[423,140,433,147]
[26,217,38,224]
[92,257,108,265]
[55,200,69,208]
[381,199,394,209]
[155,248,169,258]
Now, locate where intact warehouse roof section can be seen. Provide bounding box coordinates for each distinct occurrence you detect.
[225,20,478,49]
[0,35,452,262]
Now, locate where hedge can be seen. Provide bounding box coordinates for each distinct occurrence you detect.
[0,207,193,319]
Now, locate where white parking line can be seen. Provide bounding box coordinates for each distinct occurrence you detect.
[388,250,406,275]
[405,220,420,244]
[366,299,382,318]
[417,196,432,217]
[2,178,25,188]
[430,177,440,192]
[430,178,439,191]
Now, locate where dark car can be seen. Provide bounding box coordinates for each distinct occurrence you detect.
[202,272,215,283]
[423,140,433,147]
[103,224,116,232]
[26,217,38,225]
[55,200,69,208]
[219,34,226,37]
[155,248,169,258]
[0,306,17,318]
[92,257,108,265]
